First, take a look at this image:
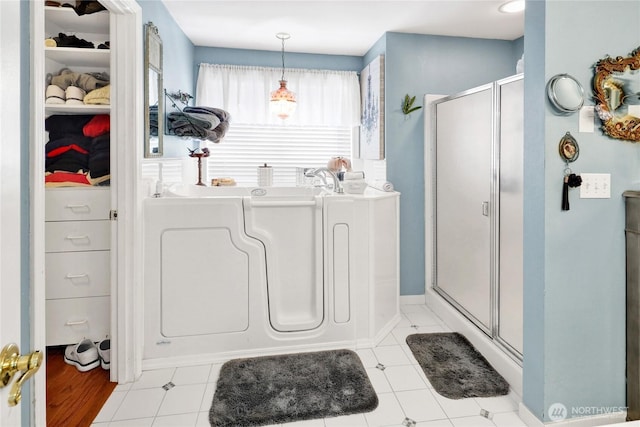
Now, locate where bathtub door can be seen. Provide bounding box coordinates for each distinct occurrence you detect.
[244,196,324,332]
[433,84,494,332]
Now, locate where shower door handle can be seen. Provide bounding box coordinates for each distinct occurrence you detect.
[482,201,489,217]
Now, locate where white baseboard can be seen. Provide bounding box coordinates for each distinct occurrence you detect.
[519,403,545,427]
[399,294,426,305]
[519,402,627,427]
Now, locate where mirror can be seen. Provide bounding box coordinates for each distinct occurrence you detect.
[558,131,579,163]
[547,74,584,114]
[594,46,640,141]
[144,22,163,157]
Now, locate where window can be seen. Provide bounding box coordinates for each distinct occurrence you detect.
[195,64,360,186]
[205,124,353,186]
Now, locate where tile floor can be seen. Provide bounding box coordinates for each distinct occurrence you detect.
[91,304,527,427]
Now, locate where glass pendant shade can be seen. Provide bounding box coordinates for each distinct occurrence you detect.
[270,80,297,120]
[270,33,296,120]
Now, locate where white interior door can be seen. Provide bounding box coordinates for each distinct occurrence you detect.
[1,1,27,424]
[434,85,494,331]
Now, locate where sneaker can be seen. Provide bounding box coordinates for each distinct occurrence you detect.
[97,338,110,370]
[64,338,100,372]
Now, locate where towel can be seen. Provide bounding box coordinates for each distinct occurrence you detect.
[167,106,230,143]
[344,171,365,180]
[368,180,395,192]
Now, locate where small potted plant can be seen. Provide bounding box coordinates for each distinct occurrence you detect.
[401,94,422,116]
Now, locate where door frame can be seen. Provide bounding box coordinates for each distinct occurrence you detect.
[0,1,25,425]
[30,1,142,425]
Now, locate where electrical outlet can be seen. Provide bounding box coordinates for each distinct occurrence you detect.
[580,173,611,199]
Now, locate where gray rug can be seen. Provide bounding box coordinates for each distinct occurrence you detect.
[406,332,509,399]
[209,349,378,426]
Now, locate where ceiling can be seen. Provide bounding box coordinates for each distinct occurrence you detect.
[161,0,525,56]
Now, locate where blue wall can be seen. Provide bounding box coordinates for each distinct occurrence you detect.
[380,32,520,295]
[523,0,638,421]
[139,0,196,158]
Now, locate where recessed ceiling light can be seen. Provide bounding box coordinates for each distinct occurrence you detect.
[499,0,525,13]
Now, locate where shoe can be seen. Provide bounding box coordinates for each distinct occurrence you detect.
[45,84,65,104]
[75,1,107,16]
[53,32,95,49]
[97,338,110,370]
[64,339,100,372]
[65,86,86,105]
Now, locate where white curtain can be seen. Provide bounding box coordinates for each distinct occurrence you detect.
[196,63,361,127]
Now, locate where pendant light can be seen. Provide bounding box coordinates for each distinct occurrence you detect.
[270,32,297,120]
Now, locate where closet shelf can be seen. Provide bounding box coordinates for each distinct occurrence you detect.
[46,47,110,68]
[45,104,110,115]
[44,6,109,34]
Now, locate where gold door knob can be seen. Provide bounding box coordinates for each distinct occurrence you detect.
[0,343,43,406]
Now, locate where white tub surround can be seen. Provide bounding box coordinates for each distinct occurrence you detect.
[143,186,400,368]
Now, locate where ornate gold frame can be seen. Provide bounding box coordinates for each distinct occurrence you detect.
[593,46,640,142]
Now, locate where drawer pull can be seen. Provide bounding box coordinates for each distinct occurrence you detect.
[65,204,90,210]
[64,273,89,280]
[64,319,88,326]
[64,235,89,241]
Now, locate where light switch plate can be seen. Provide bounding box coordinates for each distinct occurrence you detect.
[580,173,611,199]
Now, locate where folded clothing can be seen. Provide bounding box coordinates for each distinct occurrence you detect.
[45,115,95,140]
[45,171,91,187]
[83,114,110,137]
[47,144,89,158]
[88,134,110,179]
[84,85,110,105]
[46,135,92,154]
[51,68,109,92]
[45,151,89,173]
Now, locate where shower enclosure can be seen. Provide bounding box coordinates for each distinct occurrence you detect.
[428,74,523,360]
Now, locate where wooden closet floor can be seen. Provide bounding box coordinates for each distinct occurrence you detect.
[46,346,116,427]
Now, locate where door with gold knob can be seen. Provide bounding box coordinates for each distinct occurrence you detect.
[0,1,37,425]
[0,345,43,407]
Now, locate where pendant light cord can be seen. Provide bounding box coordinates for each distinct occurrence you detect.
[280,36,286,81]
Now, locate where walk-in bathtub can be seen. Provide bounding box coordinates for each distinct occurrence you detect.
[142,184,400,368]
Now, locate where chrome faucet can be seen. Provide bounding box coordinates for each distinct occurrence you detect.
[305,167,343,193]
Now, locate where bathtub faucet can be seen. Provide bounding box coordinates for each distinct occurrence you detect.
[305,167,343,194]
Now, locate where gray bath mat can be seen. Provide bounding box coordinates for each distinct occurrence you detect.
[209,349,378,426]
[406,332,509,399]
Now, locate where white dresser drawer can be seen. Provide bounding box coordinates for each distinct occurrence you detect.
[46,251,110,299]
[45,188,110,221]
[45,220,110,252]
[46,296,110,346]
